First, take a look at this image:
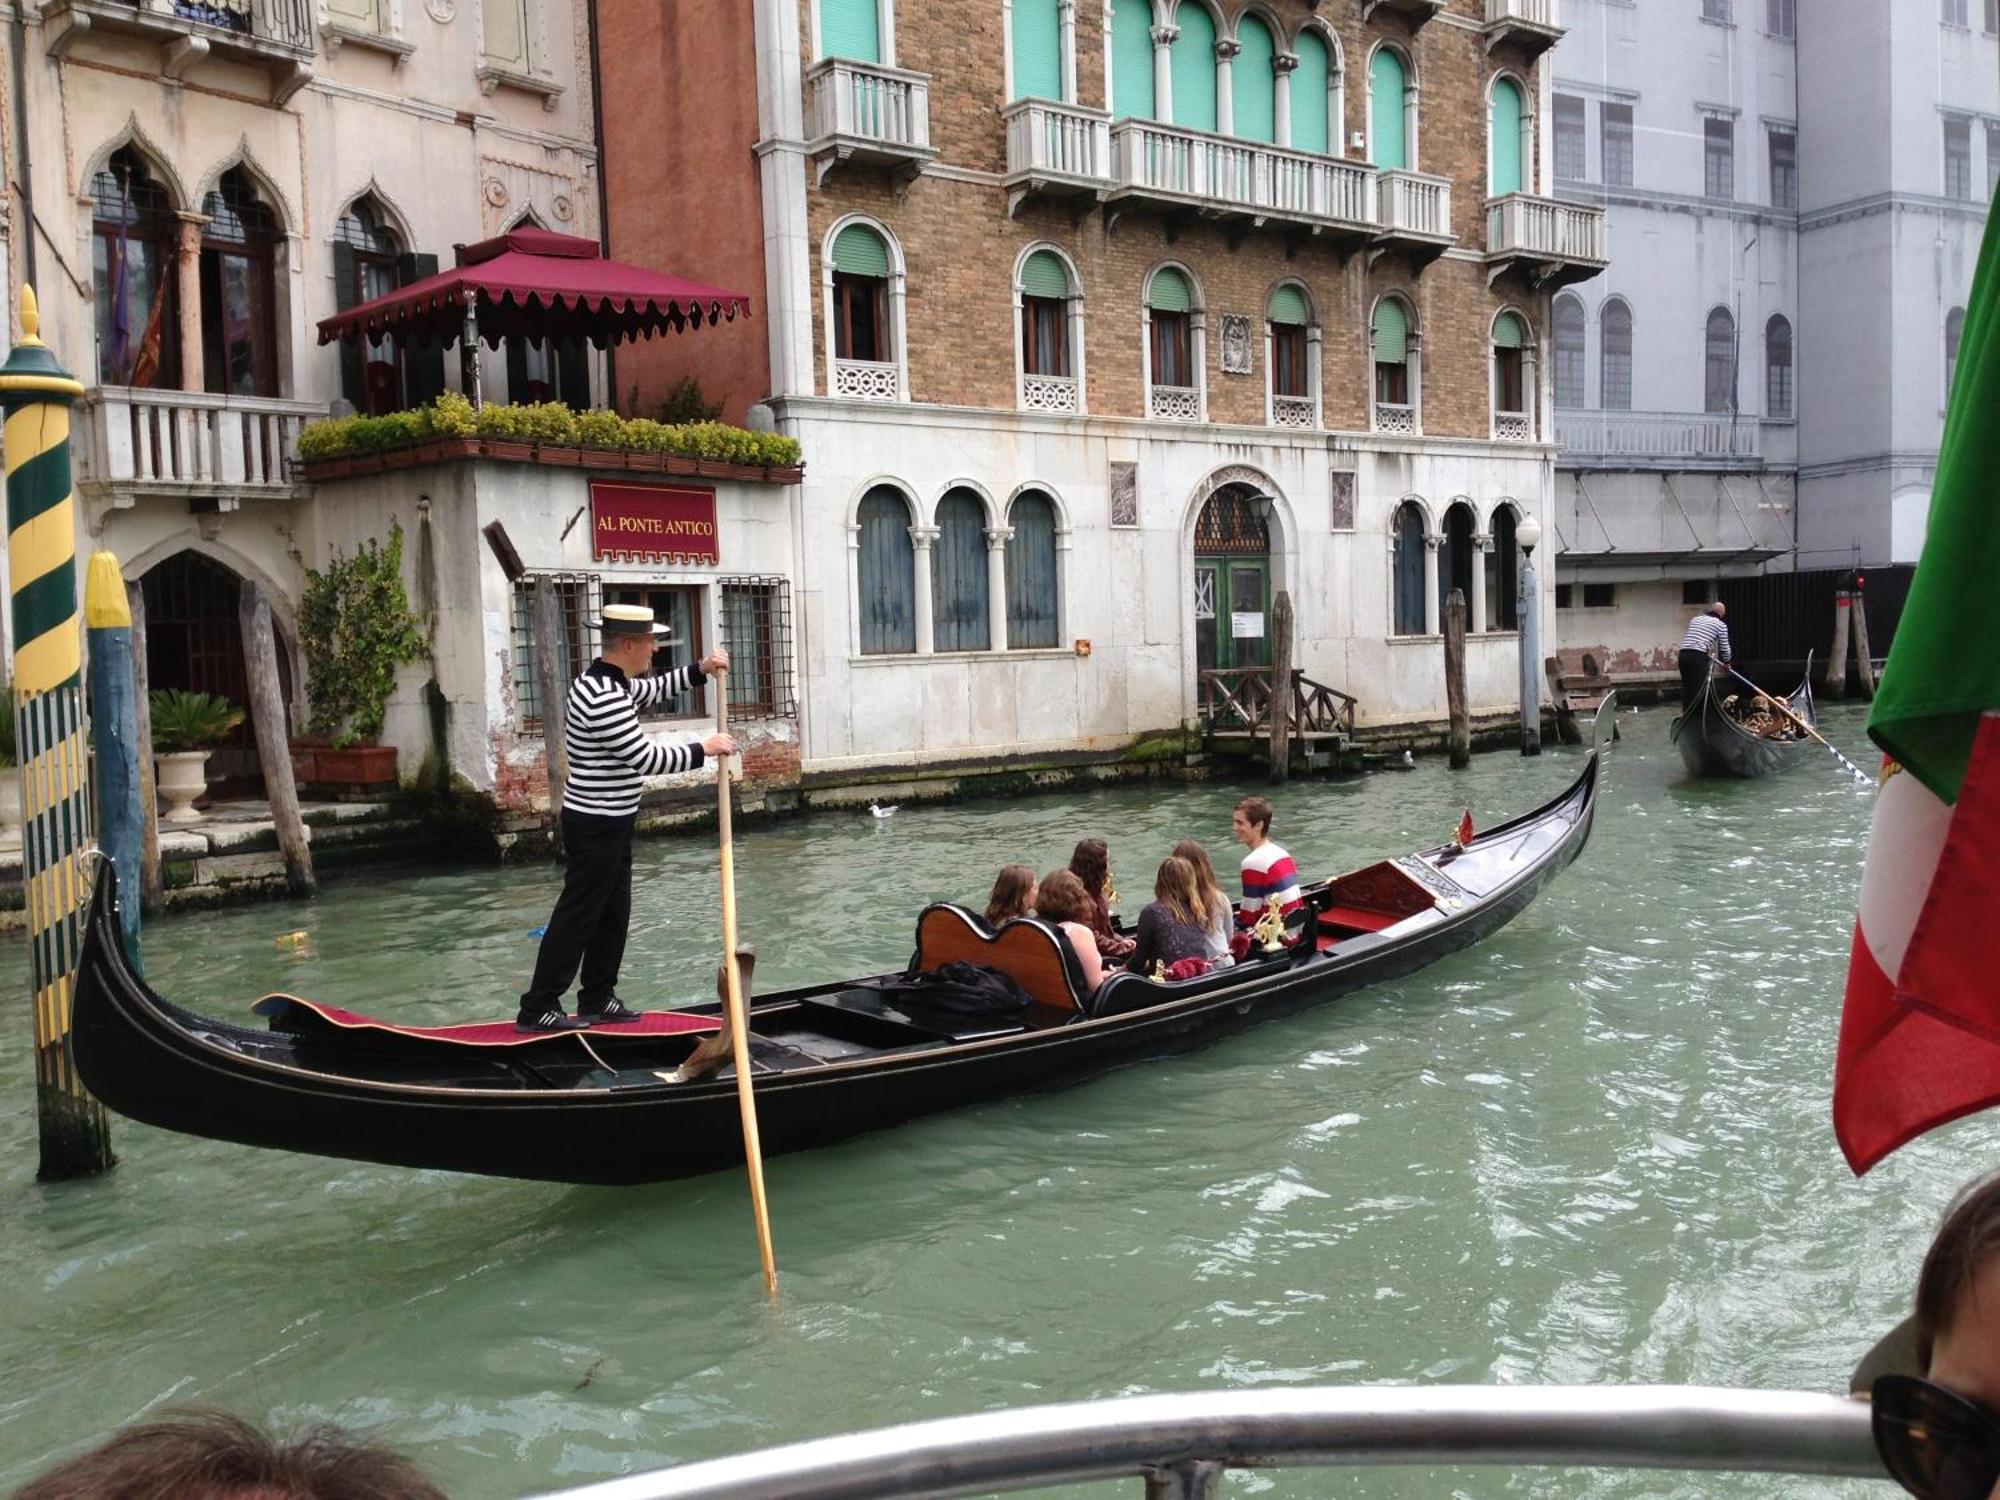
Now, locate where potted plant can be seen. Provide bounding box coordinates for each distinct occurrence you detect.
[0,678,19,842]
[297,522,427,791]
[149,689,244,822]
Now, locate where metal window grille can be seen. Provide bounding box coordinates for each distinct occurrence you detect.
[719,577,797,719]
[512,573,601,730]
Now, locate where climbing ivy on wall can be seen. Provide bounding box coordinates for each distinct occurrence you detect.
[299,521,427,748]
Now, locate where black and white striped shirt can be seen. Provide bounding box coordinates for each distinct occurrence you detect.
[561,659,707,821]
[1679,612,1732,662]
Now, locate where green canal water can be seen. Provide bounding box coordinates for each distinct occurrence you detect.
[2,704,1991,1496]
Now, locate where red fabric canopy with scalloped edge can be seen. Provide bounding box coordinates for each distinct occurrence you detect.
[315,226,750,349]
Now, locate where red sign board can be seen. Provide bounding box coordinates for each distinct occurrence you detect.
[589,482,720,565]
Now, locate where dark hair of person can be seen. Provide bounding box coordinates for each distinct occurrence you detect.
[984,864,1037,926]
[1068,839,1110,899]
[1914,1171,2000,1371]
[1171,839,1230,926]
[1036,869,1094,927]
[13,1407,448,1500]
[1153,857,1203,929]
[1234,796,1273,835]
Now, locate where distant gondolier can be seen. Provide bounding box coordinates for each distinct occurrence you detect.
[1678,602,1732,707]
[518,604,731,1032]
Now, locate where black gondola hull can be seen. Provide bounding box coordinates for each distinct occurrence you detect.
[1670,668,1817,779]
[72,757,1598,1187]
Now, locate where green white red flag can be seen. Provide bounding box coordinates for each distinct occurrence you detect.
[1833,204,2000,1173]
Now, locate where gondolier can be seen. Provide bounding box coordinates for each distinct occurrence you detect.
[1679,602,1733,706]
[518,604,731,1032]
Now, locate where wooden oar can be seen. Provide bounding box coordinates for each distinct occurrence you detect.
[714,684,778,1296]
[1723,665,1876,786]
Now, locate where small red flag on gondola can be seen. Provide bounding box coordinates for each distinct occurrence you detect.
[1456,809,1475,847]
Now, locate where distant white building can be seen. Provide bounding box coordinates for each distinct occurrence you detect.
[1545,0,1995,677]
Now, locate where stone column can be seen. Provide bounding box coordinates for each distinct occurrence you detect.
[1273,52,1298,149]
[1151,25,1177,122]
[1471,534,1491,633]
[1058,0,1078,103]
[174,212,208,392]
[1423,534,1441,637]
[910,525,940,655]
[986,527,1013,652]
[1522,343,1540,439]
[1213,38,1240,137]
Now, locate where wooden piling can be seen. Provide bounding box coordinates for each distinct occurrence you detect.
[238,582,315,896]
[1268,590,1294,784]
[125,580,165,916]
[1544,657,1584,746]
[533,577,570,795]
[1824,592,1851,701]
[1443,588,1469,768]
[1851,591,1876,699]
[85,555,144,971]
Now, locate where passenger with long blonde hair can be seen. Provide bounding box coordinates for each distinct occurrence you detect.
[984,864,1038,926]
[1172,838,1236,968]
[1124,856,1215,975]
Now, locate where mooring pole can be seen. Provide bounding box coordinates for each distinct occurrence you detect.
[239,581,315,896]
[125,579,165,916]
[85,554,144,973]
[1516,516,1544,757]
[1443,587,1470,768]
[1267,589,1294,785]
[1850,587,1876,700]
[1825,591,1851,701]
[4,287,114,1179]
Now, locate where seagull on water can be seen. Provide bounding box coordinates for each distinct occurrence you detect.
[870,801,899,819]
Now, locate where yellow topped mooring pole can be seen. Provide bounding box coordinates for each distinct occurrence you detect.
[5,286,114,1179]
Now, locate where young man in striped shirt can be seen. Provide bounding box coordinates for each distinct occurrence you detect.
[518,604,732,1031]
[1678,601,1732,706]
[1231,795,1303,926]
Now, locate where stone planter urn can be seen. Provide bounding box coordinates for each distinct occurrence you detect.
[155,749,213,823]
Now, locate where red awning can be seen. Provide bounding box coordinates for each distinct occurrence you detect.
[315,226,750,348]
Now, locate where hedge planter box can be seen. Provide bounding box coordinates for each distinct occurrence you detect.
[300,439,803,487]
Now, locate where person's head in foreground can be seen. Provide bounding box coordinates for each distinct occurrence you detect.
[13,1407,447,1500]
[1871,1171,2000,1500]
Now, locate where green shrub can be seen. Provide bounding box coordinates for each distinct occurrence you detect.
[297,398,801,470]
[656,375,723,424]
[299,523,428,748]
[149,690,245,753]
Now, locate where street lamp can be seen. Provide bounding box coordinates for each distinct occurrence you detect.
[1516,514,1543,757]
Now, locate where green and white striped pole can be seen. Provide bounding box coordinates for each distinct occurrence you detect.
[5,286,113,1179]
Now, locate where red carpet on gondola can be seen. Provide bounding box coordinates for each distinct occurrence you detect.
[249,995,719,1048]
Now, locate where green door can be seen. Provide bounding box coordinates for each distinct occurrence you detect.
[1490,78,1524,196]
[1371,49,1407,169]
[1194,556,1270,672]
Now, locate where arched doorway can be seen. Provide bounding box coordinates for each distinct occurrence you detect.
[141,552,291,796]
[1193,484,1272,674]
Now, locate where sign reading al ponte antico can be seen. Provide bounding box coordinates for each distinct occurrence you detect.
[589,481,720,565]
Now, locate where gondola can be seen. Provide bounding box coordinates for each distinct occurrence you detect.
[70,747,1602,1188]
[1670,655,1817,779]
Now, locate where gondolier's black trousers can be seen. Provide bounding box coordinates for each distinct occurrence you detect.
[1679,649,1715,707]
[520,813,635,1018]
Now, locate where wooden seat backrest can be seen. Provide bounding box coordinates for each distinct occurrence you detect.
[913,905,1088,1013]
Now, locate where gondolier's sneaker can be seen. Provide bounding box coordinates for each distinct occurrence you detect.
[579,998,645,1025]
[517,1008,590,1033]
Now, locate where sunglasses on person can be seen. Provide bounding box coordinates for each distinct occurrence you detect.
[1874,1374,2000,1500]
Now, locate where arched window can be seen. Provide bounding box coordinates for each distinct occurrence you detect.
[1600,299,1633,410]
[1006,490,1060,649]
[857,487,916,655]
[91,146,181,389]
[819,0,881,62]
[1947,306,1967,400]
[1489,77,1525,197]
[333,197,443,415]
[1234,14,1278,144]
[1553,295,1586,409]
[1171,3,1218,133]
[933,489,991,652]
[1019,249,1076,408]
[1292,29,1332,155]
[1704,306,1737,414]
[1492,311,1531,439]
[1010,0,1063,101]
[829,221,900,399]
[1370,48,1408,170]
[1488,506,1520,631]
[1110,0,1155,121]
[1372,297,1416,432]
[1392,500,1426,637]
[1268,282,1314,426]
[1147,267,1200,418]
[201,167,281,397]
[1440,501,1475,621]
[1765,314,1793,420]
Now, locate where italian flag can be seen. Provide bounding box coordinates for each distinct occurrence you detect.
[1833,204,2000,1175]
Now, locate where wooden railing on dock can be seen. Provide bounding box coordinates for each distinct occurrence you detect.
[1200,669,1357,743]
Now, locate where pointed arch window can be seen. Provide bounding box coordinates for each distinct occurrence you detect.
[1601,299,1633,410]
[200,168,280,397]
[857,487,917,655]
[1006,491,1061,649]
[1392,501,1426,637]
[91,147,181,389]
[1553,295,1586,409]
[333,197,445,415]
[1765,314,1793,420]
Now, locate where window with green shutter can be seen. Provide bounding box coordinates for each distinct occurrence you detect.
[1489,78,1524,196]
[1373,297,1410,405]
[831,223,892,362]
[1020,249,1070,300]
[1171,4,1217,134]
[858,487,916,654]
[1370,48,1407,170]
[819,0,880,63]
[1233,15,1276,143]
[1492,311,1525,349]
[1270,285,1310,399]
[1269,283,1309,326]
[1492,312,1526,412]
[1291,30,1331,155]
[1149,267,1192,313]
[1111,0,1154,121]
[832,223,890,277]
[1020,250,1072,378]
[1011,0,1063,101]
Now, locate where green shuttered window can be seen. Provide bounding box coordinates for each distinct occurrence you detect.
[1370,49,1407,170]
[857,488,916,655]
[1011,0,1063,102]
[1493,312,1526,349]
[1111,0,1154,121]
[819,0,881,62]
[1269,284,1309,326]
[1149,267,1193,313]
[1291,31,1330,156]
[1006,492,1060,650]
[932,490,991,652]
[1372,298,1409,364]
[1171,5,1217,133]
[1490,78,1524,197]
[1233,15,1277,144]
[1020,249,1070,300]
[832,223,890,278]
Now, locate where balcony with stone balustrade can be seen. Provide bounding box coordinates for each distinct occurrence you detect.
[1483,0,1564,58]
[1106,119,1376,247]
[805,58,937,192]
[1003,99,1114,217]
[1484,193,1606,288]
[44,0,313,100]
[1361,0,1445,32]
[74,388,324,523]
[1371,171,1455,265]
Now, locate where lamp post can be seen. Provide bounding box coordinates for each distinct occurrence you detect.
[1517,514,1543,757]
